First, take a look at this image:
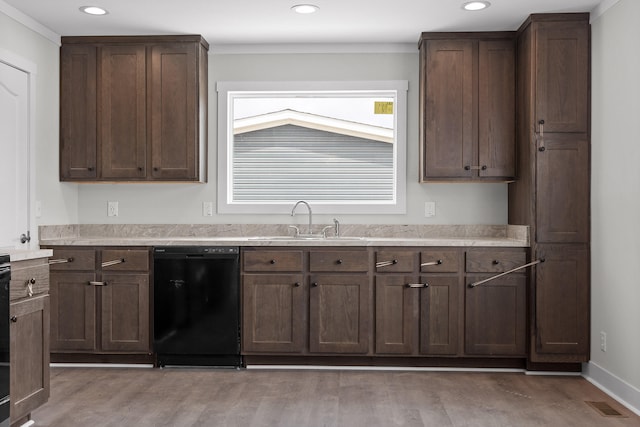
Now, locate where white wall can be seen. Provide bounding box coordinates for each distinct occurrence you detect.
[76,51,509,225]
[588,0,640,413]
[0,7,77,231]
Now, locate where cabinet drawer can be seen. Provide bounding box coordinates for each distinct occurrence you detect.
[101,249,149,272]
[420,250,461,273]
[9,259,50,301]
[465,250,526,273]
[243,250,303,272]
[309,251,368,272]
[375,251,415,273]
[49,248,95,271]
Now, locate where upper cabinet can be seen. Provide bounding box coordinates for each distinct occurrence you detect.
[60,35,209,182]
[419,33,516,182]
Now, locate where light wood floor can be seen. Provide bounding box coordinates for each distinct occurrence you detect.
[31,367,639,427]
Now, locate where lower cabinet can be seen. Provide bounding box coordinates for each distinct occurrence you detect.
[9,256,51,424]
[464,249,527,356]
[531,244,589,362]
[48,247,151,355]
[242,273,305,353]
[241,248,370,355]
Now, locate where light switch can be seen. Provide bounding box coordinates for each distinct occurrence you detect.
[107,201,119,217]
[424,201,436,218]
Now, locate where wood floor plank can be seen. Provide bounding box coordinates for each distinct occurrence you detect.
[31,367,639,427]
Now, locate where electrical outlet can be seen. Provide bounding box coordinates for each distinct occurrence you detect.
[203,201,214,217]
[107,201,119,217]
[424,201,436,218]
[600,331,607,352]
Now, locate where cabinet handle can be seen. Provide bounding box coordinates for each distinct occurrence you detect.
[138,167,144,172]
[10,316,17,323]
[29,278,36,284]
[537,119,546,152]
[154,167,159,172]
[101,258,125,268]
[492,260,500,265]
[88,167,94,171]
[49,257,74,265]
[468,259,545,288]
[336,259,343,265]
[269,259,276,264]
[406,283,428,288]
[420,259,443,267]
[464,166,485,171]
[375,259,398,268]
[88,281,108,286]
[312,282,319,287]
[294,282,301,287]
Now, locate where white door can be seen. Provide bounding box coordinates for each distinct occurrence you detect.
[0,61,30,249]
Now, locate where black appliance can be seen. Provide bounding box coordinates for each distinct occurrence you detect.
[0,254,10,427]
[153,247,241,367]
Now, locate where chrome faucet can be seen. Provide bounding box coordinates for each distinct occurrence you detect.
[291,200,313,235]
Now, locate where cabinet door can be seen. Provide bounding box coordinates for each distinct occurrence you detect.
[533,244,589,359]
[10,295,50,423]
[465,275,526,356]
[422,39,475,179]
[535,21,589,133]
[60,44,97,180]
[242,274,305,353]
[478,39,515,178]
[99,44,147,179]
[420,275,460,355]
[375,275,416,354]
[309,274,370,354]
[149,43,198,180]
[100,273,150,352]
[536,133,589,243]
[49,272,96,351]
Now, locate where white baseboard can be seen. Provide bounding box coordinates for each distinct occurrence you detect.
[582,361,640,416]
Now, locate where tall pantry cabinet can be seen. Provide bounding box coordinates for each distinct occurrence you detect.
[509,14,591,365]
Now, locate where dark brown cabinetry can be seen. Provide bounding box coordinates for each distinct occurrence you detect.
[509,13,591,365]
[48,247,151,356]
[419,33,515,181]
[9,257,50,424]
[309,251,370,354]
[464,250,527,356]
[60,35,208,182]
[374,249,462,356]
[242,250,305,353]
[241,248,370,355]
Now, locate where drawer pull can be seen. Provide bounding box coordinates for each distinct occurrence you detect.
[406,283,428,288]
[336,259,343,265]
[375,259,398,268]
[420,259,443,267]
[10,316,17,323]
[29,278,36,284]
[49,257,74,265]
[311,282,319,287]
[294,282,301,287]
[101,258,125,268]
[270,260,276,264]
[492,260,500,265]
[88,281,108,286]
[468,259,545,288]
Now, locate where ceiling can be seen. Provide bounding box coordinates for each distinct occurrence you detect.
[4,0,605,47]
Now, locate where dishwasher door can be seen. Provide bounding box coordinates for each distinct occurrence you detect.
[153,247,241,367]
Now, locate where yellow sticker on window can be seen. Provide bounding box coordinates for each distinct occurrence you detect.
[374,101,394,114]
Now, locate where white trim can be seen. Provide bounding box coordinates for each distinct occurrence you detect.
[216,80,408,215]
[0,0,60,45]
[591,0,621,22]
[210,43,417,55]
[246,365,526,373]
[582,361,640,416]
[0,49,38,248]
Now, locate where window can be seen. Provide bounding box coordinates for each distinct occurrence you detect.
[217,81,407,214]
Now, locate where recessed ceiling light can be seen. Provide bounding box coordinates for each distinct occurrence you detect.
[79,6,108,15]
[291,4,319,14]
[462,1,491,11]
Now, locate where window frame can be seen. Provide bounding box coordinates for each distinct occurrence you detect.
[216,80,408,215]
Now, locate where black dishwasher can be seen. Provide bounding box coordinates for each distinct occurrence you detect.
[153,247,241,367]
